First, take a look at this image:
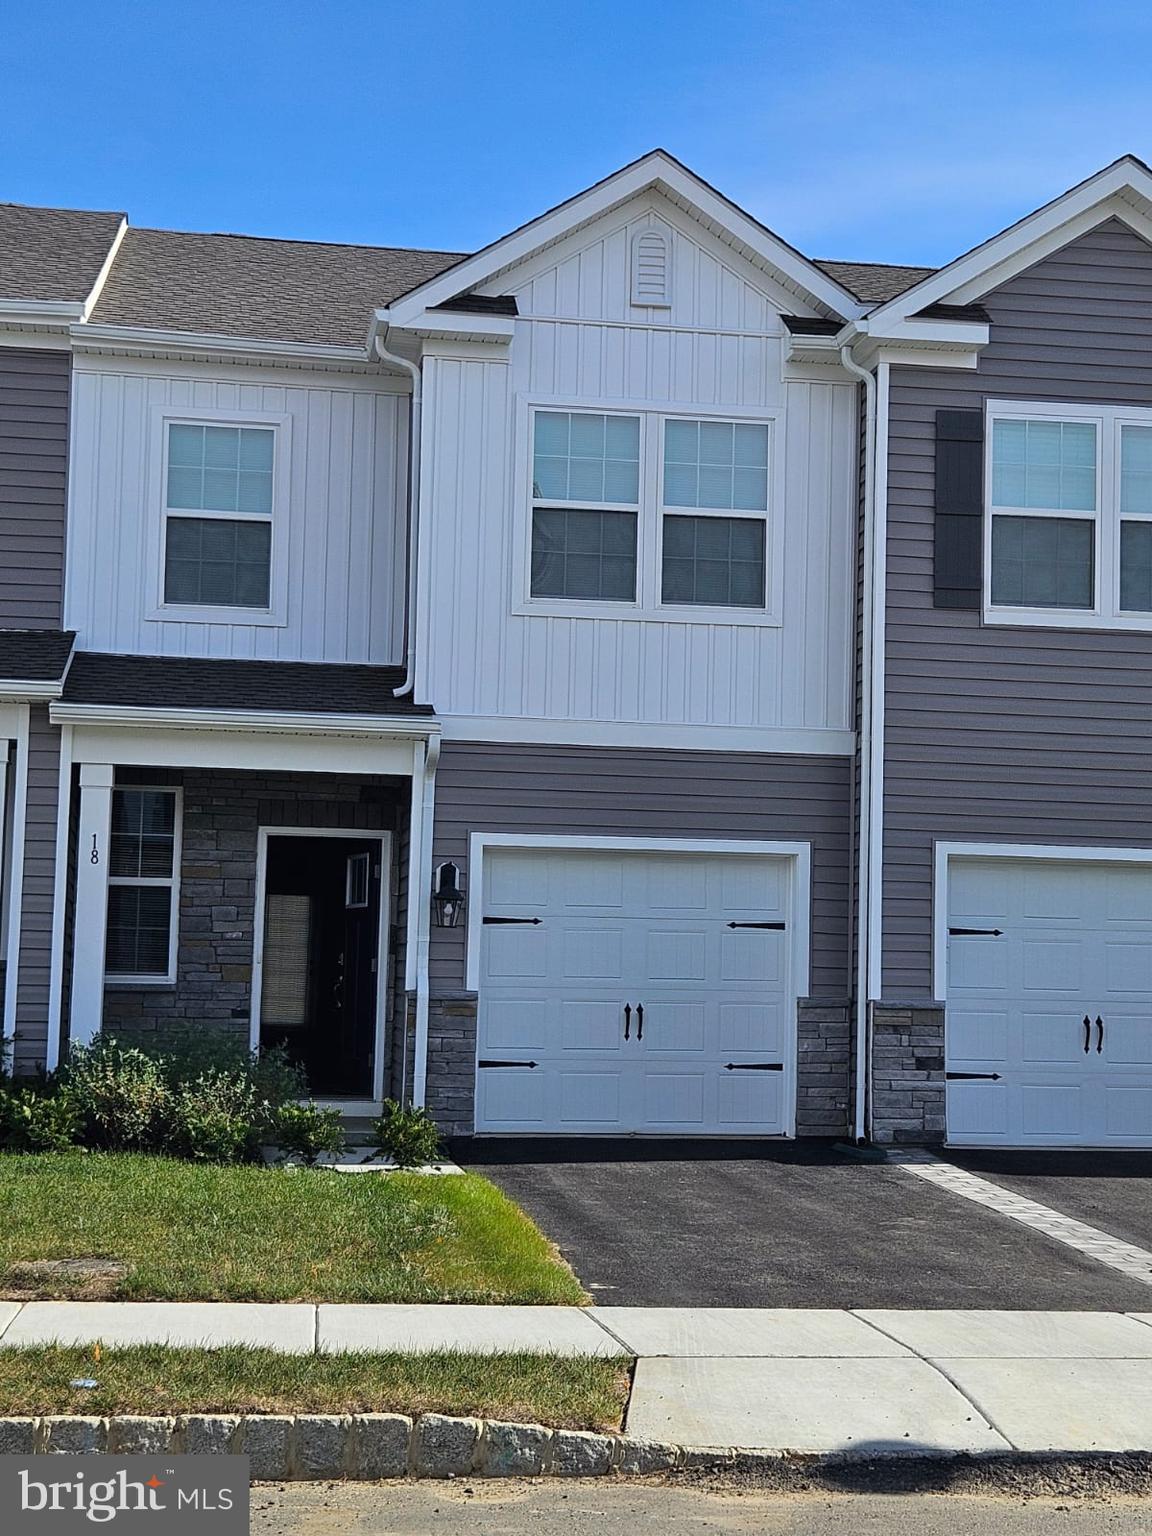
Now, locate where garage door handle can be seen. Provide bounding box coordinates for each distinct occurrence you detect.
[624,1004,631,1041]
[1083,1015,1091,1053]
[1096,1016,1104,1054]
[636,1004,644,1040]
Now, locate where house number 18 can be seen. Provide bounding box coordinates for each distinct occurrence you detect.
[90,835,100,866]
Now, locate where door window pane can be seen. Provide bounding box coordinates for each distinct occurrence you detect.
[991,515,1094,608]
[165,517,272,607]
[664,419,769,510]
[532,412,640,504]
[991,419,1096,511]
[661,514,766,607]
[531,508,637,600]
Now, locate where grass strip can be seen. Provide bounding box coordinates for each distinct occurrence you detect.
[0,1345,630,1430]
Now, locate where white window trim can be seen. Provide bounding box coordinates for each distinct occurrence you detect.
[513,398,784,626]
[983,397,1152,632]
[104,784,183,988]
[145,403,292,628]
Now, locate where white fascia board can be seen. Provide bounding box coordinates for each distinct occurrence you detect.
[0,298,85,323]
[867,158,1152,324]
[70,323,368,368]
[380,151,865,328]
[0,680,64,702]
[50,701,440,739]
[380,310,516,346]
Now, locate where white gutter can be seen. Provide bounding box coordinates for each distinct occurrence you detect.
[839,343,887,1144]
[373,330,423,698]
[49,702,438,738]
[410,733,441,1108]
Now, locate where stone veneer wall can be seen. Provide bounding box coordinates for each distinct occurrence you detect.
[101,769,399,1055]
[424,996,852,1139]
[869,1004,946,1145]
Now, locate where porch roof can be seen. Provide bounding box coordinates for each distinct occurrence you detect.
[62,652,434,717]
[0,629,76,685]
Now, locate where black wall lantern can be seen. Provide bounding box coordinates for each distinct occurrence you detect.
[432,860,466,928]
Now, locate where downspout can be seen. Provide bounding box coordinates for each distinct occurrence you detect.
[839,342,884,1144]
[373,332,422,698]
[410,733,440,1109]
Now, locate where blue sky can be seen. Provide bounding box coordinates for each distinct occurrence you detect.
[4,1,1152,266]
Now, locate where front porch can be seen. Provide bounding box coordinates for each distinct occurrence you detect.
[46,657,440,1109]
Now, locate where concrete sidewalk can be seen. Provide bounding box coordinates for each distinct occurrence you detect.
[5,1302,1152,1455]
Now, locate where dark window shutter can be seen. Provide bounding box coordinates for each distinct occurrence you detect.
[934,408,984,609]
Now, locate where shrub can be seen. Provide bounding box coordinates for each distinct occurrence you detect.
[134,1031,307,1118]
[61,1041,173,1151]
[0,1084,82,1152]
[169,1071,263,1164]
[372,1100,441,1168]
[273,1102,346,1165]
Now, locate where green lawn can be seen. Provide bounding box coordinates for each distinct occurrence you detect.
[0,1346,628,1429]
[0,1153,586,1304]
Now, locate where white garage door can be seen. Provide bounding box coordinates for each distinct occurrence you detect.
[475,848,797,1135]
[946,858,1152,1147]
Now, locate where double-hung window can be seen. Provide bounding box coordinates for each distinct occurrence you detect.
[105,788,181,985]
[162,422,276,612]
[528,406,774,617]
[987,401,1152,628]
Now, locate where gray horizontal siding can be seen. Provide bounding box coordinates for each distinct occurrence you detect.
[432,741,852,999]
[0,349,68,627]
[884,218,1152,996]
[12,707,61,1069]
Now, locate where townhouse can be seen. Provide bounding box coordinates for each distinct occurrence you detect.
[0,152,1150,1149]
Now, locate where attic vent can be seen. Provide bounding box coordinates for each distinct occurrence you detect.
[631,227,671,307]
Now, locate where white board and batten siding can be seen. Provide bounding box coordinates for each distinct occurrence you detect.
[418,195,858,742]
[65,360,409,663]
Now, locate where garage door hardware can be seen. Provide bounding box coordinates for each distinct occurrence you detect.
[948,926,1003,936]
[945,1071,1001,1080]
[726,920,787,929]
[477,1059,538,1069]
[724,1062,784,1071]
[622,1004,645,1039]
[482,916,542,925]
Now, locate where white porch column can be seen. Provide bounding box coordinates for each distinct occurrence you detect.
[70,762,115,1049]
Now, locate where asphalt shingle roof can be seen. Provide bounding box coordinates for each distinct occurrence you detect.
[814,259,937,304]
[63,652,434,717]
[89,227,466,348]
[0,630,76,682]
[0,204,124,304]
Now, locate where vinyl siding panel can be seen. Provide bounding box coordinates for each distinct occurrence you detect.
[883,218,1152,995]
[0,349,68,626]
[13,708,61,1068]
[431,742,852,999]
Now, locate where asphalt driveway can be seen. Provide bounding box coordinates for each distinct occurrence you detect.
[453,1138,1152,1310]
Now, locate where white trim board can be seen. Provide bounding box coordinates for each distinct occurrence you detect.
[439,716,854,755]
[250,826,393,1104]
[931,839,1152,1003]
[1,707,30,1047]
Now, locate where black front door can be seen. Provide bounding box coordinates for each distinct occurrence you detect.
[259,835,383,1096]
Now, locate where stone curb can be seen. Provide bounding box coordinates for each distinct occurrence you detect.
[5,1415,1152,1481]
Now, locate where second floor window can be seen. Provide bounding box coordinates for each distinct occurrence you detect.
[529,407,772,615]
[163,423,274,609]
[987,402,1152,628]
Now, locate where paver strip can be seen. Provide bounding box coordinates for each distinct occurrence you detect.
[890,1150,1152,1287]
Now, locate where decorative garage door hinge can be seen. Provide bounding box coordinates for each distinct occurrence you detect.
[948,927,1004,936]
[724,1062,784,1071]
[945,1071,1002,1080]
[726,921,787,930]
[478,1059,538,1069]
[483,916,543,925]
